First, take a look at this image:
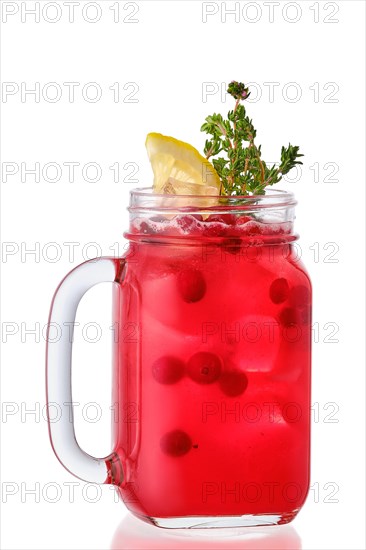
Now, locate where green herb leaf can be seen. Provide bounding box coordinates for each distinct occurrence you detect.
[201,80,303,196]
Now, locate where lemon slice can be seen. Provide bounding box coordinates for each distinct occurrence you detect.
[145,133,221,194]
[163,177,219,196]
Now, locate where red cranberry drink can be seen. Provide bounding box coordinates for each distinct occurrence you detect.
[113,201,311,526]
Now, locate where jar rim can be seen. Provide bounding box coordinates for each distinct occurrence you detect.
[129,186,297,212]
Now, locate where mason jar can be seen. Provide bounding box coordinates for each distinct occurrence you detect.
[46,188,311,528]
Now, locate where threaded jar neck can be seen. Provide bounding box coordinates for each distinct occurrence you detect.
[126,187,298,245]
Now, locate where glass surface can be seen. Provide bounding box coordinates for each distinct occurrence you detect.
[111,189,311,527]
[111,512,302,548]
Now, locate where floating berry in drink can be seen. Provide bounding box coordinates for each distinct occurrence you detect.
[242,221,262,235]
[187,352,222,384]
[279,307,299,327]
[140,221,154,234]
[206,213,236,225]
[219,371,248,397]
[152,356,185,384]
[236,215,252,226]
[270,278,290,304]
[160,429,192,457]
[222,237,242,255]
[202,222,227,237]
[175,215,201,234]
[177,269,206,303]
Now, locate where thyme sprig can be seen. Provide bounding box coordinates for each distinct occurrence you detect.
[201,80,303,196]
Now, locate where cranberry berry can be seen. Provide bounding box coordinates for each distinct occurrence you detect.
[279,307,300,327]
[206,213,236,225]
[202,222,227,237]
[160,429,192,457]
[222,237,242,255]
[270,278,290,304]
[175,215,201,234]
[139,221,154,234]
[187,352,222,384]
[152,356,185,384]
[219,371,248,397]
[177,269,206,303]
[236,215,252,226]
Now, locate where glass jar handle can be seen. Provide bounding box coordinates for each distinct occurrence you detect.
[46,257,124,484]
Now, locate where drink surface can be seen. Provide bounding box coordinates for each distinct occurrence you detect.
[112,213,311,522]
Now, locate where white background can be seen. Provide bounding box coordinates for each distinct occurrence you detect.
[1,1,365,549]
